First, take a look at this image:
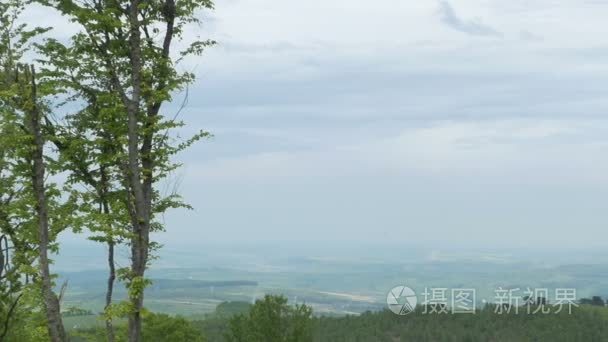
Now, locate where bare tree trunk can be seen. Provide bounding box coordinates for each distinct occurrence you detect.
[103,208,116,342]
[97,164,116,342]
[0,235,5,280]
[104,240,116,342]
[26,65,66,342]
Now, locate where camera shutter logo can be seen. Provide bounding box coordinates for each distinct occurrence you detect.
[387,286,417,315]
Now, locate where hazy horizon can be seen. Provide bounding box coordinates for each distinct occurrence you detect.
[56,238,608,273]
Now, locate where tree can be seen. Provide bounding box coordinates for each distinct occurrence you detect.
[142,312,206,342]
[226,295,314,342]
[37,55,133,342]
[0,2,39,339]
[36,0,215,340]
[0,2,68,340]
[23,64,67,342]
[1,60,68,342]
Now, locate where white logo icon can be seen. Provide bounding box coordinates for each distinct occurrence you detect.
[387,285,417,315]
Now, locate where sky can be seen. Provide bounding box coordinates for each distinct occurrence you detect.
[32,0,608,248]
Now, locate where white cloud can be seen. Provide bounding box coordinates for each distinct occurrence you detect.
[185,119,608,186]
[437,1,503,37]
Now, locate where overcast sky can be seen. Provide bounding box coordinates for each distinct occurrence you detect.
[39,0,608,248]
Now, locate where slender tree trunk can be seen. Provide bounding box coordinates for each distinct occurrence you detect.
[126,1,149,340]
[26,65,66,342]
[103,206,116,342]
[0,235,5,280]
[98,165,116,342]
[104,240,116,342]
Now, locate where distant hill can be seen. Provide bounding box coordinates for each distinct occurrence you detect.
[149,279,258,290]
